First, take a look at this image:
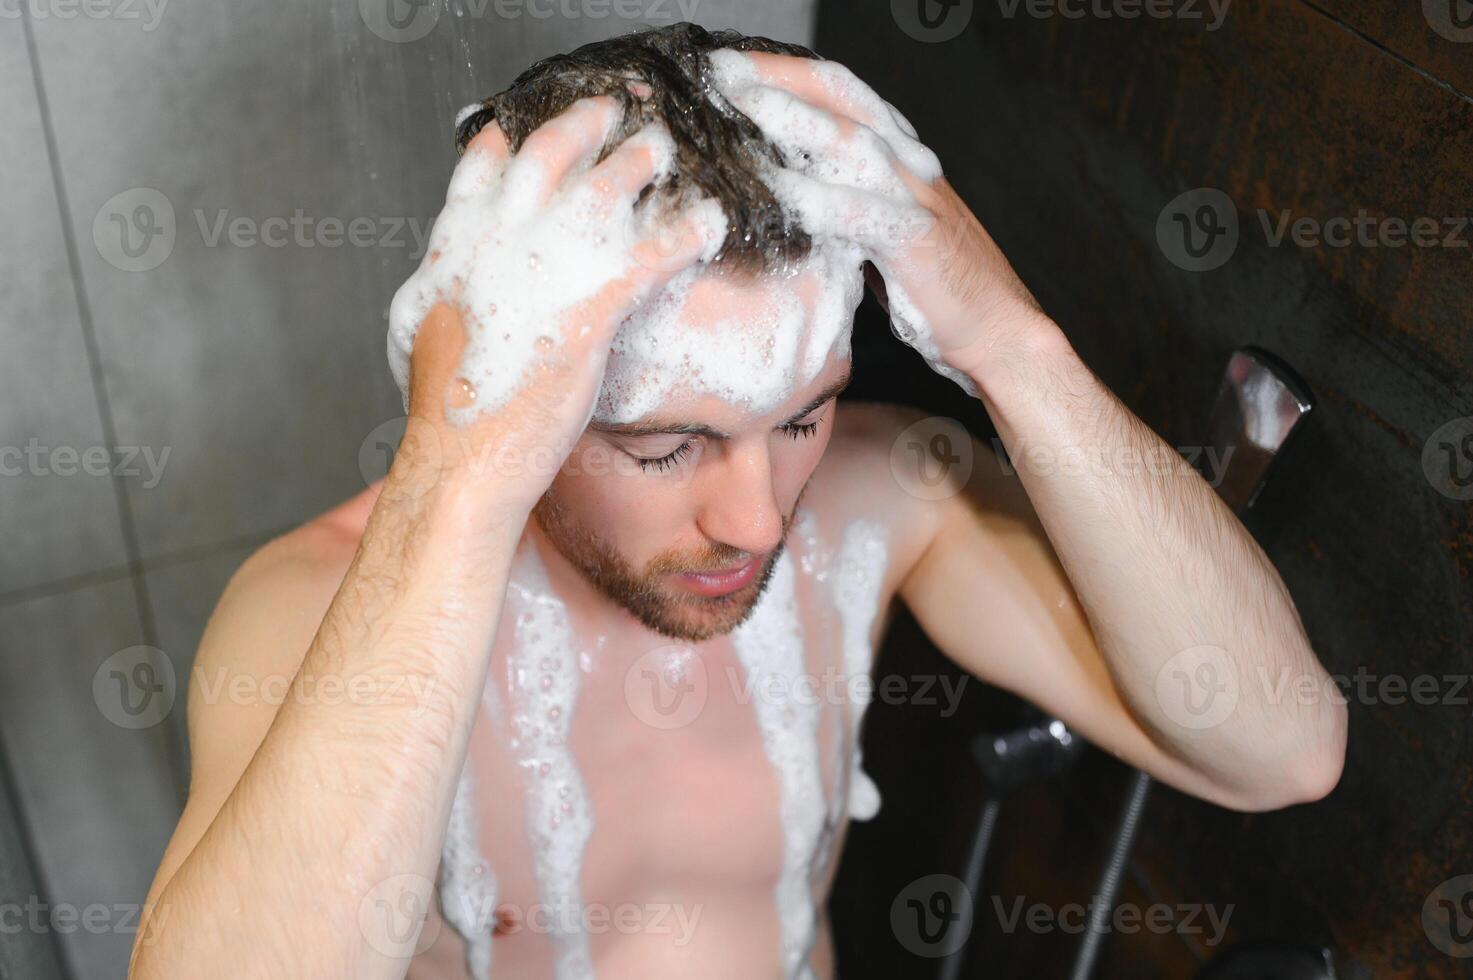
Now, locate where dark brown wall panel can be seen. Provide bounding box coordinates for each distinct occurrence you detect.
[821,1,1473,977]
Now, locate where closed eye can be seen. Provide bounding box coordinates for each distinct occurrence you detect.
[780,419,821,439]
[635,440,696,472]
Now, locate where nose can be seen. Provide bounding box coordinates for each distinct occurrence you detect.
[694,439,785,558]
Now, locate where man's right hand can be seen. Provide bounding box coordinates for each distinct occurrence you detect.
[390,97,726,520]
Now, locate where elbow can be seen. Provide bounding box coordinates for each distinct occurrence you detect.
[1207,704,1349,807]
[1292,700,1348,804]
[1231,703,1348,812]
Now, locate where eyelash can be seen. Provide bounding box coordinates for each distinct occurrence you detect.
[635,419,822,472]
[637,441,696,473]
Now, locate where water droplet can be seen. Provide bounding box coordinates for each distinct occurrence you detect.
[535,335,554,352]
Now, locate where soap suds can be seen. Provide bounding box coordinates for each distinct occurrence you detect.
[707,49,978,400]
[594,237,864,425]
[506,547,595,979]
[830,522,889,823]
[387,122,727,427]
[730,553,824,980]
[390,48,971,433]
[439,768,498,979]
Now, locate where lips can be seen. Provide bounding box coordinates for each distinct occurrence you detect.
[675,556,762,598]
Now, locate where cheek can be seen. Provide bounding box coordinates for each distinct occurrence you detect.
[552,444,697,558]
[771,426,834,505]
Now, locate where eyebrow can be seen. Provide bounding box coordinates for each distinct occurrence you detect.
[591,368,853,441]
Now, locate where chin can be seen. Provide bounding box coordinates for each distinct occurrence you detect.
[636,575,770,642]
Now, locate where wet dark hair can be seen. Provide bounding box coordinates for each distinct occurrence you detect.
[454,22,821,273]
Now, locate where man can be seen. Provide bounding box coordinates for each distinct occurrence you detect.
[131,23,1345,980]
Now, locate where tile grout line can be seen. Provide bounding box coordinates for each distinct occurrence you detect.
[0,524,288,610]
[21,9,185,803]
[0,709,71,977]
[1294,0,1473,106]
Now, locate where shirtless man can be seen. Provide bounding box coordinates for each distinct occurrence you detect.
[129,23,1346,980]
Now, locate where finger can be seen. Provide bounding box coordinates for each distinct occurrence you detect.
[766,167,931,258]
[464,120,511,162]
[625,195,728,284]
[501,96,621,211]
[721,85,903,197]
[710,50,941,181]
[573,124,678,214]
[446,125,512,205]
[561,197,726,346]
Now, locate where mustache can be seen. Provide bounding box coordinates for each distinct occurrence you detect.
[643,494,806,578]
[646,542,753,577]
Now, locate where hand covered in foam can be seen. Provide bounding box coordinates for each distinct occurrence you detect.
[387,98,726,509]
[708,51,1046,390]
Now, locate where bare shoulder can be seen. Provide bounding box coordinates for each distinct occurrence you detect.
[187,486,378,727]
[810,400,950,583]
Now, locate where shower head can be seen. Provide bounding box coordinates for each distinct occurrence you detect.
[1204,346,1315,514]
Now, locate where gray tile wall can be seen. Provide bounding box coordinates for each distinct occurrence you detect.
[0,3,814,976]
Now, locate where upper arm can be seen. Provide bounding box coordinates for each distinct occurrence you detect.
[139,529,353,917]
[887,418,1246,806]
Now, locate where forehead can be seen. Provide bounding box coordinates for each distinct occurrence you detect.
[593,238,865,426]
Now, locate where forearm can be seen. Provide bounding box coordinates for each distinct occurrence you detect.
[132,467,526,979]
[968,314,1346,806]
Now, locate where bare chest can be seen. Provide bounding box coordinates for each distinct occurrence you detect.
[432,518,893,977]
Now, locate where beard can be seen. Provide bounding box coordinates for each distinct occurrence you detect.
[530,490,803,642]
